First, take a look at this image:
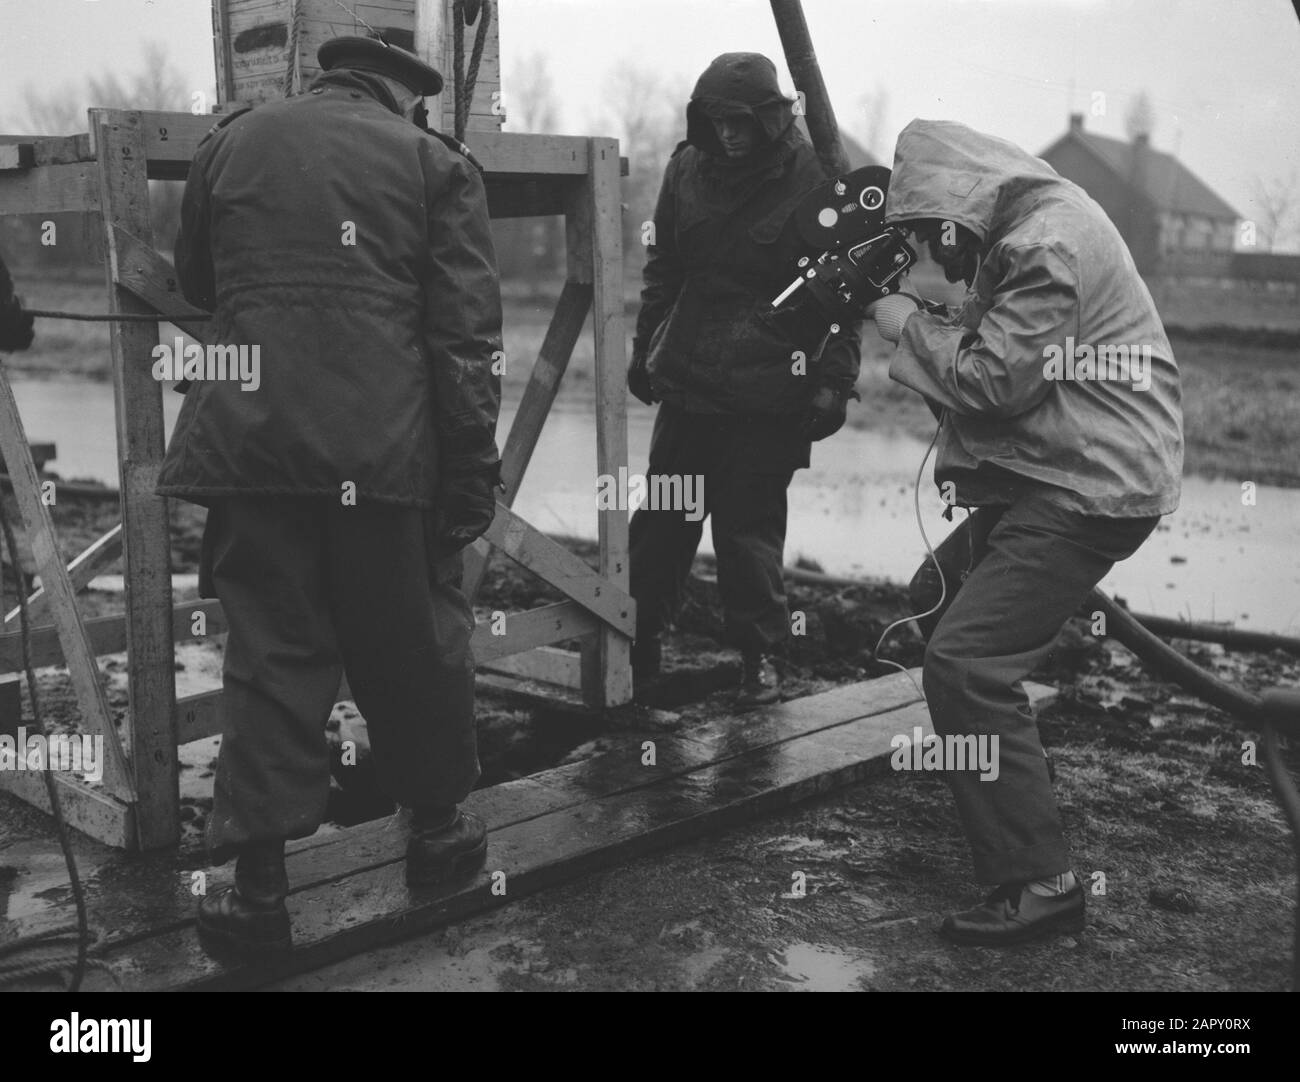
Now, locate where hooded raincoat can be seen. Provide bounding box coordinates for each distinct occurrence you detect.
[635,53,861,417]
[885,119,1182,518]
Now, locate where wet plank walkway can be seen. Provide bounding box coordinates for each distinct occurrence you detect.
[1,671,1053,991]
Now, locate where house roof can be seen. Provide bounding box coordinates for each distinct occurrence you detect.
[1041,127,1238,221]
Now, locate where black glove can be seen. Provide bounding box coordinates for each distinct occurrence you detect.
[433,462,503,557]
[0,295,34,352]
[802,385,856,442]
[628,349,657,406]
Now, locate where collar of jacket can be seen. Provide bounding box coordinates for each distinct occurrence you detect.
[305,68,405,115]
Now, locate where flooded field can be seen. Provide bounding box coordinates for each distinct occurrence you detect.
[11,377,1300,634]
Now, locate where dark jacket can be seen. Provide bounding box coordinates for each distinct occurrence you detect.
[634,54,862,416]
[157,68,503,509]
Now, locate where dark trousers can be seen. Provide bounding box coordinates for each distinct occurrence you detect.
[630,405,807,654]
[910,495,1158,884]
[200,497,478,860]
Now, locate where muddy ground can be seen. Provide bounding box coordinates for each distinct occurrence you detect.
[3,491,1298,990]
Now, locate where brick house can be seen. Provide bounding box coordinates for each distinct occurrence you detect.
[1040,113,1239,277]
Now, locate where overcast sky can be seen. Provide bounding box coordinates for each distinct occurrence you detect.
[1,0,1296,246]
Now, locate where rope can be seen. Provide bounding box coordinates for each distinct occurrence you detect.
[452,0,492,143]
[0,479,96,991]
[282,0,306,98]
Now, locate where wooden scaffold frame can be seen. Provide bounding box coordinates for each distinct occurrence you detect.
[0,111,633,852]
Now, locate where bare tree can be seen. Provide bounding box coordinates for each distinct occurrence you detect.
[855,83,890,162]
[1250,171,1299,252]
[8,42,200,258]
[505,51,560,134]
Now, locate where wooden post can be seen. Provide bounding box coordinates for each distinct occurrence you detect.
[93,108,180,850]
[584,137,632,708]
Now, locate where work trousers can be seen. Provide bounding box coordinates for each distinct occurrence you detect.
[199,496,479,860]
[910,495,1158,884]
[630,405,808,654]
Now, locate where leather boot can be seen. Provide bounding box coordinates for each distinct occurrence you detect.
[735,651,780,709]
[196,838,291,955]
[940,880,1085,946]
[406,808,488,887]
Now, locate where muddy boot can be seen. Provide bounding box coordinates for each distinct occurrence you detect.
[406,806,488,887]
[735,651,780,710]
[196,838,291,956]
[939,879,1085,947]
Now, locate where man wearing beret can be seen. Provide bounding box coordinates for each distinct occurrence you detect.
[158,36,504,954]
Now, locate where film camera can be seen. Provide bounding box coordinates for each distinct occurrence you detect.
[767,165,915,347]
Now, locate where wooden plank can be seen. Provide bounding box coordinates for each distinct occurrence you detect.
[45,673,918,968]
[479,646,582,689]
[113,226,213,339]
[0,162,99,214]
[6,672,924,951]
[0,133,93,166]
[473,600,597,662]
[467,133,593,176]
[7,675,1056,973]
[481,506,634,637]
[484,176,578,219]
[462,280,593,600]
[0,144,34,171]
[0,375,135,804]
[0,599,225,672]
[95,109,181,849]
[4,523,123,629]
[101,683,956,990]
[585,137,632,708]
[0,769,135,849]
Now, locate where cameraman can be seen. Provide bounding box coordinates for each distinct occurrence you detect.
[867,119,1182,946]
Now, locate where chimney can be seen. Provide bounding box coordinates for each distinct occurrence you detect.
[1069,112,1084,133]
[1130,131,1151,195]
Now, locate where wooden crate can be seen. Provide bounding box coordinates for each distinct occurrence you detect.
[212,0,503,133]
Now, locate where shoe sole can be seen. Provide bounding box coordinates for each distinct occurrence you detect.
[405,836,488,888]
[939,908,1085,948]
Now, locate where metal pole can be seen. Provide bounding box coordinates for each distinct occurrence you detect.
[769,0,850,177]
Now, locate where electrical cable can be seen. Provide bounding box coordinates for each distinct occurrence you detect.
[870,416,949,701]
[24,309,209,323]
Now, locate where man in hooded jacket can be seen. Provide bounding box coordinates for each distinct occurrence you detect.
[628,52,863,707]
[159,37,503,953]
[865,119,1182,945]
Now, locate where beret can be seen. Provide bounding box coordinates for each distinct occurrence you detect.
[318,35,444,95]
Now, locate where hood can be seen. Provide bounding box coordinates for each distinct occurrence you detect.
[686,52,795,157]
[884,119,1064,243]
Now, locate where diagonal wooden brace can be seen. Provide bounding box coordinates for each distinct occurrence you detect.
[481,504,635,639]
[0,368,136,803]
